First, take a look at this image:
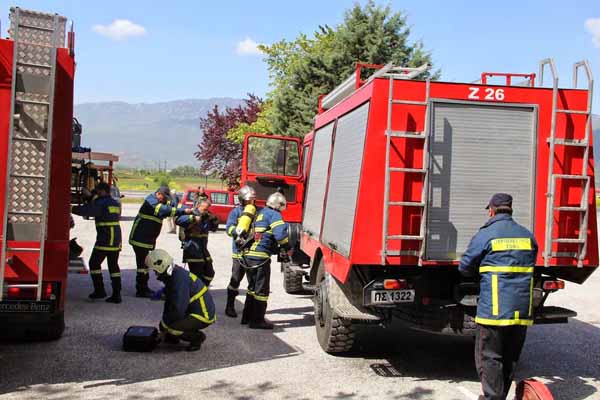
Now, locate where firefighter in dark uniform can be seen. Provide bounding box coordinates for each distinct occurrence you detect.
[71,182,123,303]
[240,192,289,330]
[129,186,192,297]
[459,193,538,400]
[145,249,215,352]
[224,185,257,318]
[176,198,219,286]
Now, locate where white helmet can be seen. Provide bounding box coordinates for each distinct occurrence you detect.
[266,192,287,211]
[238,185,256,203]
[145,249,174,275]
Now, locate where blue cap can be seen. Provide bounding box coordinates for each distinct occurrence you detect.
[486,193,513,209]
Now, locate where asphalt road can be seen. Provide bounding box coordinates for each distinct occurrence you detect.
[0,204,599,399]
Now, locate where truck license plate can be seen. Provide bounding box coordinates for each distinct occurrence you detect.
[371,290,415,304]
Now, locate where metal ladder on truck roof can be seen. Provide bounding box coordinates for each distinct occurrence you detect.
[0,8,66,301]
[540,58,594,268]
[381,66,432,266]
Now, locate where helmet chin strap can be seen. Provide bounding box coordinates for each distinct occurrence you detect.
[166,264,174,276]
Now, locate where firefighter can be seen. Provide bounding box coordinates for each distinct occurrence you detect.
[129,186,193,297]
[224,185,257,318]
[145,249,215,352]
[458,193,538,400]
[71,182,123,303]
[167,189,180,234]
[176,198,219,286]
[239,191,289,330]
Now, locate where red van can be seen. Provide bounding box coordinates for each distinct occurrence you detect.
[181,189,238,224]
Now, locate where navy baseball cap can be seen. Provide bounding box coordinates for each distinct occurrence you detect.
[486,193,513,209]
[157,186,172,200]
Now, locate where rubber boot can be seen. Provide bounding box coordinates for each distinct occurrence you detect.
[240,295,254,325]
[106,277,122,304]
[249,300,274,330]
[225,289,238,318]
[186,331,206,352]
[136,273,154,298]
[88,273,107,299]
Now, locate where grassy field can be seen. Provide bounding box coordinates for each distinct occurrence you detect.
[115,171,227,192]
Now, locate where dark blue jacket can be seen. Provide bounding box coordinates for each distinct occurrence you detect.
[160,265,216,330]
[246,206,289,260]
[71,195,121,251]
[176,206,218,262]
[459,214,538,326]
[129,193,187,249]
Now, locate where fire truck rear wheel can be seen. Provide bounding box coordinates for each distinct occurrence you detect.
[283,262,305,294]
[314,259,355,353]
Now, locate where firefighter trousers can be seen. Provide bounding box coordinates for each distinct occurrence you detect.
[245,258,271,303]
[133,245,152,290]
[187,260,215,287]
[88,249,121,293]
[160,315,209,344]
[227,258,246,294]
[475,324,527,400]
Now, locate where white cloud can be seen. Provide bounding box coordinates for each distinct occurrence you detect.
[236,37,262,56]
[585,18,600,48]
[92,19,146,41]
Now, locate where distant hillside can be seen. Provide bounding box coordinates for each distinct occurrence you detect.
[74,98,243,168]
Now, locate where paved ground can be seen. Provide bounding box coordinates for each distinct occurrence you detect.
[1,203,599,399]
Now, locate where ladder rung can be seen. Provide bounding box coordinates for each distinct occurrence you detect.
[387,235,424,240]
[386,250,420,257]
[554,206,586,212]
[389,201,425,207]
[11,173,46,179]
[553,238,585,244]
[18,23,54,33]
[387,130,426,138]
[549,252,579,258]
[18,61,52,69]
[553,174,589,180]
[7,247,41,252]
[392,100,427,106]
[389,167,426,173]
[556,109,589,115]
[553,139,588,147]
[16,98,50,106]
[9,210,44,215]
[13,136,48,142]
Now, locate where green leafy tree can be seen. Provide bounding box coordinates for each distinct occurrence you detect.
[227,101,274,143]
[261,0,437,136]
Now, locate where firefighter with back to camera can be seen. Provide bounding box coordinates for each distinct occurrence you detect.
[129,186,193,297]
[458,193,538,400]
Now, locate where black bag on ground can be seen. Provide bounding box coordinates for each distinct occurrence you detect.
[122,326,159,352]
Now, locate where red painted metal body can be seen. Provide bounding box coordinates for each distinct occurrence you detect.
[181,189,237,224]
[302,75,597,285]
[0,39,76,312]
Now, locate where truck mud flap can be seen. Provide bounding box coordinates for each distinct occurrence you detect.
[327,274,381,324]
[534,306,577,325]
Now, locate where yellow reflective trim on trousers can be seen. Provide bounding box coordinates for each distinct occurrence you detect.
[110,227,115,246]
[252,293,268,302]
[270,220,284,229]
[199,296,209,320]
[107,206,121,214]
[528,277,534,316]
[90,269,102,275]
[129,239,154,249]
[94,245,121,251]
[475,317,533,326]
[186,258,205,263]
[492,274,499,316]
[190,313,216,324]
[138,213,162,224]
[110,272,121,278]
[189,272,198,282]
[96,221,119,227]
[154,204,162,216]
[491,238,532,252]
[245,250,270,258]
[160,320,183,336]
[137,268,149,274]
[479,266,534,273]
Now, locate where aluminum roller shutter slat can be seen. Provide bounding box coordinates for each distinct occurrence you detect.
[321,102,370,257]
[425,103,536,261]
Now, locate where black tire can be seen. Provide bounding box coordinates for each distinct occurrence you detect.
[313,259,355,353]
[283,262,305,294]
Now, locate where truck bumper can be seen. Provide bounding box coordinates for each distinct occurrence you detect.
[0,310,64,340]
[534,306,577,324]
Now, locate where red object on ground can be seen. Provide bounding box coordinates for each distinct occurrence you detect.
[515,379,554,400]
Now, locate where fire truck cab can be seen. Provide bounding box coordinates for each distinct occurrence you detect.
[242,60,597,353]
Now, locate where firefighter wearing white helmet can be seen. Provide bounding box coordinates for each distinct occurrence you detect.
[239,191,289,330]
[145,249,215,351]
[224,185,258,319]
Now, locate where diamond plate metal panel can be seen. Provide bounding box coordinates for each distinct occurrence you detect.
[9,8,66,47]
[11,140,46,176]
[15,42,53,68]
[8,176,45,218]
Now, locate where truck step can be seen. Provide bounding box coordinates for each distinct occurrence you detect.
[389,167,426,173]
[11,173,46,179]
[534,306,577,325]
[7,247,40,252]
[13,136,48,142]
[549,251,579,258]
[553,138,588,147]
[333,303,382,323]
[386,250,420,257]
[552,174,589,180]
[556,109,588,115]
[554,206,586,212]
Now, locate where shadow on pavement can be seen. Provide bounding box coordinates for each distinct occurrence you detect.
[0,270,301,396]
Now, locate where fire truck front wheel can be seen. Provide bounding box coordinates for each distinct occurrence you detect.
[313,259,355,353]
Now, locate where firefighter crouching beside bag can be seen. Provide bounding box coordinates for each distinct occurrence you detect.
[146,249,216,352]
[224,185,257,318]
[238,192,290,330]
[176,198,219,286]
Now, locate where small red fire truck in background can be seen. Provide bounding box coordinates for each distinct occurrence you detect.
[242,59,597,353]
[0,8,75,339]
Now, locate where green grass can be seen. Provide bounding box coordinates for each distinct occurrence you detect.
[116,173,226,192]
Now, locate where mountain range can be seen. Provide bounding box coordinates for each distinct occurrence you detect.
[74,98,243,168]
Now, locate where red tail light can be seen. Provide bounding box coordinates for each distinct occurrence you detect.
[44,283,53,299]
[7,287,20,297]
[383,279,408,290]
[543,280,565,290]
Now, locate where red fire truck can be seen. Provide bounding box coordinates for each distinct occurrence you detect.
[0,8,75,339]
[242,60,597,353]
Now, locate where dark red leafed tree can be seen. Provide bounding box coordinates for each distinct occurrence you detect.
[195,94,262,188]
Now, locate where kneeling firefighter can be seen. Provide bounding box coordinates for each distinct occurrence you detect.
[239,192,289,330]
[146,249,216,352]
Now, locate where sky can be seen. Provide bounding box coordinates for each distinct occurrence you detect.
[0,0,599,111]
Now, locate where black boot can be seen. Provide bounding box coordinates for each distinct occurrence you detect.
[249,299,274,330]
[241,295,254,325]
[136,273,154,298]
[225,289,238,318]
[88,273,107,299]
[186,331,206,352]
[106,277,122,304]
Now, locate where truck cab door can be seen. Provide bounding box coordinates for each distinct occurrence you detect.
[242,134,304,223]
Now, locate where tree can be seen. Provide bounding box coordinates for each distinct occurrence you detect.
[226,100,274,143]
[195,94,262,188]
[260,0,437,136]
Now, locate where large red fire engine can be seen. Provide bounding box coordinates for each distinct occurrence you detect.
[0,8,75,339]
[242,60,597,353]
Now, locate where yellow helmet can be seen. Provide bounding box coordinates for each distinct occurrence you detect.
[145,249,173,274]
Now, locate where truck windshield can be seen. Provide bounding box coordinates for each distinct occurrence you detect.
[247,136,300,176]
